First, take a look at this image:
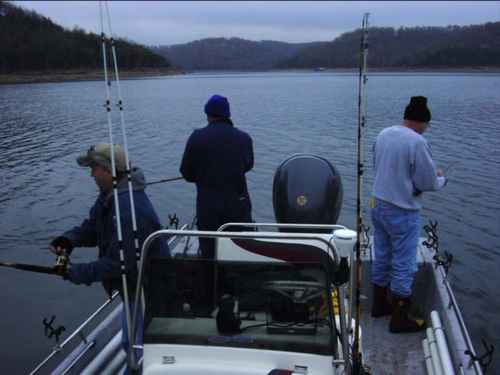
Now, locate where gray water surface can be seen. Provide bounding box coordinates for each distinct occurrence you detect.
[0,72,499,373]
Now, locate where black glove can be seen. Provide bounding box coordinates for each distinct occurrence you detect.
[50,236,74,255]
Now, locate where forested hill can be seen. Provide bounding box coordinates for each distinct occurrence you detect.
[3,0,498,74]
[154,38,321,70]
[154,22,500,71]
[278,22,500,69]
[0,1,170,73]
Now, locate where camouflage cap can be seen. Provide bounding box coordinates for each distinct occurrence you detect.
[77,143,127,172]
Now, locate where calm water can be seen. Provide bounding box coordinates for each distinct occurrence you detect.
[0,72,499,373]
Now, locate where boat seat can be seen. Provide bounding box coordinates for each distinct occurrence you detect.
[216,234,338,281]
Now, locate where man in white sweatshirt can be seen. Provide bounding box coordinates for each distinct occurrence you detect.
[370,96,447,333]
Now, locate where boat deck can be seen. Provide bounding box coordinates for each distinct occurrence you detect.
[169,235,432,375]
[361,311,426,374]
[359,241,432,375]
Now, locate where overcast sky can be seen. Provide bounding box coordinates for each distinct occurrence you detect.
[15,1,500,46]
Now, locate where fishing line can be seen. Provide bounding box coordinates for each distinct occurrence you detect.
[444,161,461,181]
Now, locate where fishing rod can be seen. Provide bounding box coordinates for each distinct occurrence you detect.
[98,0,134,358]
[104,1,142,267]
[102,2,152,370]
[146,176,184,186]
[0,262,61,275]
[353,13,370,375]
[0,254,69,276]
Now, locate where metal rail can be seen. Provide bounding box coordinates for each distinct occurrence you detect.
[60,341,96,375]
[438,265,484,375]
[29,291,119,374]
[36,232,181,374]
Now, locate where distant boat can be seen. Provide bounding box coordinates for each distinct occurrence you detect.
[314,67,326,72]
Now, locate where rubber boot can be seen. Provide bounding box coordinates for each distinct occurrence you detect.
[389,295,426,333]
[371,284,392,318]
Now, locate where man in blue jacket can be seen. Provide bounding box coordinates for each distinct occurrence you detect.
[50,143,169,363]
[370,96,446,333]
[180,94,254,259]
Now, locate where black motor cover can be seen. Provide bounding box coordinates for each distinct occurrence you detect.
[272,154,343,233]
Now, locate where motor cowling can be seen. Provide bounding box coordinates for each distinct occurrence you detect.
[272,154,343,233]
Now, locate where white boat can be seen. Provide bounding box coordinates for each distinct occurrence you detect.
[30,152,489,375]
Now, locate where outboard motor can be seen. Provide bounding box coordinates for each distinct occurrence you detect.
[273,154,343,233]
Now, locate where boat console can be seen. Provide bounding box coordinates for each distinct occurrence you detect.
[144,256,336,356]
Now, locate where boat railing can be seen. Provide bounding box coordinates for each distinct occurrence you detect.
[435,259,485,375]
[30,225,187,375]
[29,290,120,375]
[131,229,349,371]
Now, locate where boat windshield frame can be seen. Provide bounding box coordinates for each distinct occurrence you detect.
[132,229,344,365]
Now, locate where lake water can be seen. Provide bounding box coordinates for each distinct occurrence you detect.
[0,72,499,373]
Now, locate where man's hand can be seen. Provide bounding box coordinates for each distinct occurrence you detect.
[50,236,74,256]
[436,168,448,187]
[54,263,70,278]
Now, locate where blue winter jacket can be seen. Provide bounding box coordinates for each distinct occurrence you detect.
[63,167,169,295]
[180,120,253,197]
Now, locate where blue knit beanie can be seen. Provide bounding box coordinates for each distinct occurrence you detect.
[204,95,231,118]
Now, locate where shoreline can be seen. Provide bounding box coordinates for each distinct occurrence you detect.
[178,66,500,74]
[0,68,185,85]
[2,66,499,85]
[308,67,500,73]
[207,67,500,74]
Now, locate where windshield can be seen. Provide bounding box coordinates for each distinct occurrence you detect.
[144,256,335,355]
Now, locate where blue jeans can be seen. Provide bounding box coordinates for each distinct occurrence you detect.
[371,199,420,297]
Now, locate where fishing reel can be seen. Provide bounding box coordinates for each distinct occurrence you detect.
[53,253,70,277]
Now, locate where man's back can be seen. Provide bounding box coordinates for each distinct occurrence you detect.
[180,95,254,261]
[180,120,253,196]
[373,125,437,210]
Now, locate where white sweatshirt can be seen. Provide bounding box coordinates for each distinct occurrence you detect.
[372,125,446,210]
